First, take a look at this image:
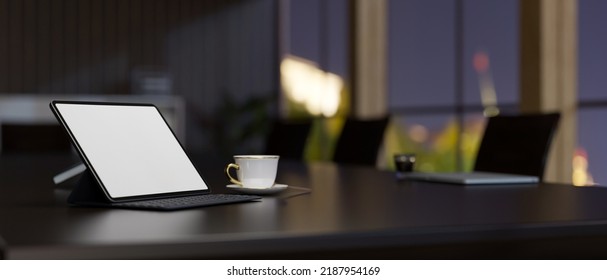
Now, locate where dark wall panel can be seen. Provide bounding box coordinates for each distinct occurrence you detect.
[77,0,91,94]
[178,0,193,98]
[155,0,168,67]
[90,0,103,94]
[37,0,52,93]
[23,0,37,93]
[116,0,130,94]
[167,0,181,98]
[103,0,118,93]
[0,0,8,93]
[1,0,276,95]
[129,0,142,78]
[141,0,155,67]
[0,0,278,152]
[191,0,204,104]
[63,0,78,93]
[8,0,23,93]
[49,0,65,93]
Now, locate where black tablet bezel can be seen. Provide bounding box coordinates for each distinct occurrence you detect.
[50,100,211,202]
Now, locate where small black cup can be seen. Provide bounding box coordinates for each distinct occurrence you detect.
[394,153,416,179]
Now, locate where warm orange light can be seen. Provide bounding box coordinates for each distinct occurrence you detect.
[572,147,595,186]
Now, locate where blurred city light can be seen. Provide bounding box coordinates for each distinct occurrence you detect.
[280,55,343,117]
[573,147,595,186]
[408,124,429,143]
[473,50,500,117]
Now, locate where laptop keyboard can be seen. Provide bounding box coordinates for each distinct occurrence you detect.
[111,194,261,210]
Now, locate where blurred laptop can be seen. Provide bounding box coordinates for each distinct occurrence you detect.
[404,171,539,185]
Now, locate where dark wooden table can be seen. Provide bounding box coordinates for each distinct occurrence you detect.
[3,154,607,259]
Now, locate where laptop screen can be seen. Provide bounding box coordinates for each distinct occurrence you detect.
[52,102,208,199]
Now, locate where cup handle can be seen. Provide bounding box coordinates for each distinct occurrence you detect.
[225,163,242,185]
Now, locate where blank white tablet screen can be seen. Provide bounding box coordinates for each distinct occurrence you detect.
[55,103,208,198]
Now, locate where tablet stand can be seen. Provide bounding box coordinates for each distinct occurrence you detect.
[67,170,111,205]
[53,163,86,185]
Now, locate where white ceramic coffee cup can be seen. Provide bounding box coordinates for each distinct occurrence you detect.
[225,155,279,189]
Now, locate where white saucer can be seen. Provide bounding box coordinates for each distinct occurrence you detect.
[226,184,288,195]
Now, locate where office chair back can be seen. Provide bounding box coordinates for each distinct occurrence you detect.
[333,117,389,166]
[264,119,312,160]
[473,113,560,181]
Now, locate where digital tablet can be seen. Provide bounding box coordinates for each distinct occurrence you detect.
[50,101,209,202]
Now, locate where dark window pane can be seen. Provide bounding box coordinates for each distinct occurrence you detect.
[388,0,456,108]
[577,109,607,186]
[288,0,349,79]
[326,0,349,79]
[289,0,321,61]
[579,0,607,102]
[463,0,519,106]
